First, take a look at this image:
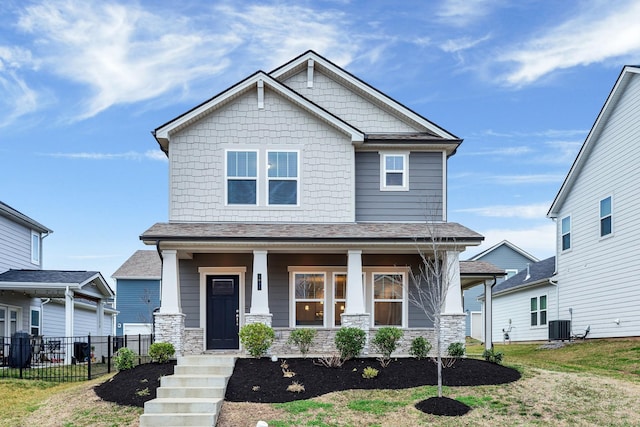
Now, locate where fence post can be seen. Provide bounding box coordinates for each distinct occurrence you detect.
[87,335,91,380]
[138,334,142,365]
[107,335,112,373]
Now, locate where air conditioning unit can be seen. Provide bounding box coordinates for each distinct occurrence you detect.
[549,320,571,341]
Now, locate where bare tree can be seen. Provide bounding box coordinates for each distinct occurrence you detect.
[408,222,461,398]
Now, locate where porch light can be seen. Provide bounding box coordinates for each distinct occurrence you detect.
[305,305,309,311]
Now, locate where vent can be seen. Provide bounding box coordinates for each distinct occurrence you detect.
[549,320,571,341]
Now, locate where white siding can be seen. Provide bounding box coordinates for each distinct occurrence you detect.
[42,302,114,337]
[0,215,39,272]
[169,88,355,223]
[555,73,640,338]
[490,284,557,342]
[283,70,422,133]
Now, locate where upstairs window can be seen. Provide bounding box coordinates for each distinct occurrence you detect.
[530,295,547,327]
[380,153,408,191]
[505,269,518,279]
[31,231,40,265]
[600,196,612,237]
[561,216,571,251]
[226,150,258,205]
[267,151,298,205]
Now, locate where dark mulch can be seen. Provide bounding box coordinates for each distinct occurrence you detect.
[415,396,472,416]
[94,361,176,408]
[225,357,520,403]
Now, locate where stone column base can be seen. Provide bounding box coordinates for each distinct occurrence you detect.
[244,313,273,327]
[340,313,371,354]
[439,313,466,352]
[154,312,186,355]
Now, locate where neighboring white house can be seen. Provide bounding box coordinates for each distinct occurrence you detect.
[141,50,502,356]
[546,65,640,339]
[464,240,538,340]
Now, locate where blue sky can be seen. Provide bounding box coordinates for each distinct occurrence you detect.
[2,0,640,284]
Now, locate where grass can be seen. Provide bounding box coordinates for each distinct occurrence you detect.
[3,338,640,426]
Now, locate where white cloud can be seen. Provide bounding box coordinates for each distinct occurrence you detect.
[455,202,550,219]
[0,46,40,127]
[489,174,565,184]
[437,0,496,26]
[462,146,533,156]
[498,0,640,86]
[479,129,587,139]
[41,150,167,161]
[440,34,491,53]
[464,223,556,260]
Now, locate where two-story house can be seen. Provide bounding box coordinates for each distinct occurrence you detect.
[0,201,115,363]
[141,51,501,355]
[546,65,640,339]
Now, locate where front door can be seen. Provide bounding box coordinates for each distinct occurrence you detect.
[206,275,240,350]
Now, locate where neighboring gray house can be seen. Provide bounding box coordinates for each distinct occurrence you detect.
[463,240,538,340]
[112,250,161,336]
[0,201,115,364]
[546,65,640,339]
[141,51,502,355]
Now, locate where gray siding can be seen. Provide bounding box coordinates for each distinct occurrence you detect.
[42,302,114,337]
[0,215,40,272]
[115,279,160,336]
[355,152,443,222]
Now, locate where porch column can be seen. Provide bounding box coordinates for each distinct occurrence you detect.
[484,279,493,351]
[64,287,73,364]
[344,250,365,313]
[160,250,180,313]
[440,251,465,350]
[246,250,272,327]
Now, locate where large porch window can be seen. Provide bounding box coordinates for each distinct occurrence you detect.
[293,273,325,326]
[373,273,404,326]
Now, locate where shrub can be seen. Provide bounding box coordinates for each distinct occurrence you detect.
[482,348,504,364]
[287,329,317,357]
[313,354,344,368]
[447,342,465,357]
[114,347,136,371]
[409,336,432,360]
[239,323,275,358]
[362,366,379,379]
[148,342,175,363]
[371,327,403,367]
[286,381,305,393]
[335,327,366,360]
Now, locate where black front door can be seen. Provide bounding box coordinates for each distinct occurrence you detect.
[206,275,240,349]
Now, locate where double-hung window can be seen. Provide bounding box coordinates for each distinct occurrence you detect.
[600,196,612,237]
[267,151,298,205]
[293,273,325,326]
[226,150,258,205]
[373,273,404,326]
[530,295,547,326]
[30,308,41,336]
[333,273,346,326]
[561,216,571,251]
[380,153,408,191]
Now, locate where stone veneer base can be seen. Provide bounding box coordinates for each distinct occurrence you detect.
[154,312,186,355]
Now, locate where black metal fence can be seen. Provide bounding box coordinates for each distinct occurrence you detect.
[0,333,154,382]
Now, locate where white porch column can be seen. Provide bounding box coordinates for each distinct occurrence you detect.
[250,250,270,314]
[96,300,104,335]
[345,250,365,314]
[443,251,463,314]
[64,287,73,364]
[484,279,493,351]
[160,249,181,313]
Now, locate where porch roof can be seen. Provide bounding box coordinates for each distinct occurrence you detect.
[141,222,484,247]
[459,260,505,290]
[0,269,114,300]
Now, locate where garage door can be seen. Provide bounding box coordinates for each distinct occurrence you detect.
[123,323,152,336]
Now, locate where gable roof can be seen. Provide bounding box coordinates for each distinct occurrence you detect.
[548,66,640,217]
[491,256,556,297]
[0,201,52,234]
[469,240,539,263]
[153,70,365,153]
[269,50,459,140]
[112,250,161,280]
[0,269,114,300]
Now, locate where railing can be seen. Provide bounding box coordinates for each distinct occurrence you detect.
[0,334,154,382]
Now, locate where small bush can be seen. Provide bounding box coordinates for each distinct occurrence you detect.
[313,354,344,368]
[114,347,136,371]
[335,327,366,360]
[362,366,379,379]
[482,348,504,364]
[239,323,275,358]
[287,329,317,357]
[371,327,403,367]
[447,342,465,357]
[148,342,175,363]
[409,337,432,360]
[287,381,305,393]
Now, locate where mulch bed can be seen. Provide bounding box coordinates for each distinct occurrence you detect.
[415,396,472,416]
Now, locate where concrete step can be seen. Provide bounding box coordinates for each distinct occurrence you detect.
[161,374,228,388]
[177,355,236,366]
[144,397,223,414]
[139,412,217,427]
[156,386,225,399]
[174,364,235,376]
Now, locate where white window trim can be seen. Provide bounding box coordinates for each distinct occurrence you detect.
[599,195,613,239]
[371,271,408,328]
[30,306,41,336]
[333,272,347,327]
[530,295,548,329]
[266,150,300,207]
[224,149,259,206]
[561,215,571,252]
[31,230,40,265]
[1,305,22,336]
[379,152,409,191]
[290,271,327,328]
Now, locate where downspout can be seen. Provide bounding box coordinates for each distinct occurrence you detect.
[489,275,497,350]
[548,275,559,321]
